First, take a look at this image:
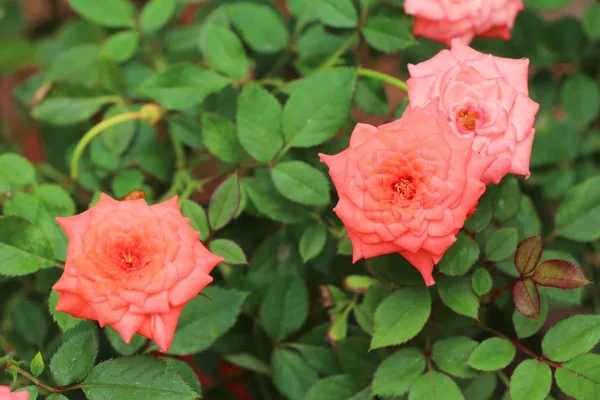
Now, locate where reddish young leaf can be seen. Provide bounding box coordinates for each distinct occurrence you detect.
[513,279,541,319]
[532,260,592,289]
[514,236,543,276]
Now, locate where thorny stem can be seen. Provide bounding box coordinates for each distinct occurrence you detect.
[477,323,540,360]
[5,363,58,394]
[70,111,144,180]
[357,67,409,91]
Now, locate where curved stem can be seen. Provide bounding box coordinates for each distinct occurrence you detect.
[5,364,57,394]
[357,67,409,91]
[70,112,144,179]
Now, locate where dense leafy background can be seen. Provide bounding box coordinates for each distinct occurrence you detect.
[1,0,600,399]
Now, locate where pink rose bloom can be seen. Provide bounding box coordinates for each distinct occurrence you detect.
[320,102,491,286]
[405,0,523,46]
[407,39,540,184]
[53,194,223,352]
[0,387,28,400]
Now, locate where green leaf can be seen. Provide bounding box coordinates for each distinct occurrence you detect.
[542,314,600,362]
[271,161,330,206]
[208,173,241,231]
[431,336,478,378]
[471,268,492,296]
[102,104,138,155]
[46,395,68,400]
[203,26,250,79]
[272,349,318,400]
[283,69,357,147]
[180,200,210,241]
[344,275,377,294]
[555,354,600,400]
[30,352,45,378]
[363,16,416,52]
[0,216,54,276]
[11,300,48,345]
[50,329,98,385]
[5,191,71,261]
[132,142,174,182]
[337,337,385,385]
[162,358,202,396]
[484,228,518,262]
[105,326,146,356]
[509,360,552,400]
[168,115,203,149]
[32,97,114,126]
[373,348,425,397]
[438,232,480,276]
[228,3,289,53]
[467,338,516,371]
[524,0,570,11]
[209,239,247,265]
[49,290,82,331]
[103,31,139,63]
[583,4,600,39]
[561,73,600,126]
[463,373,497,400]
[111,170,145,199]
[491,176,521,222]
[164,287,247,355]
[513,278,541,318]
[236,83,283,162]
[223,353,271,376]
[513,287,549,339]
[555,176,600,241]
[464,192,492,233]
[354,78,388,116]
[68,0,134,28]
[243,175,310,224]
[139,64,230,110]
[371,287,431,349]
[140,0,176,33]
[299,223,327,263]
[82,356,198,400]
[0,153,35,193]
[514,236,543,276]
[315,0,358,28]
[437,276,480,319]
[409,372,465,400]
[297,27,354,58]
[292,343,341,376]
[260,273,309,341]
[305,375,364,400]
[202,113,245,163]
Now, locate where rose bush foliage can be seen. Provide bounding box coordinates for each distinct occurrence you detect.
[1,0,600,400]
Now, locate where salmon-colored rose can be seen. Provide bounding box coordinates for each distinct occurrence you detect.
[320,102,490,286]
[407,39,539,184]
[53,194,223,352]
[0,387,28,400]
[405,0,523,46]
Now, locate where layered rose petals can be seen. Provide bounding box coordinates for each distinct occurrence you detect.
[320,102,490,286]
[407,39,539,184]
[405,0,524,46]
[0,387,28,400]
[53,194,223,352]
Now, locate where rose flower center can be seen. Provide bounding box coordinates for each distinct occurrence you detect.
[457,109,480,131]
[117,246,147,272]
[394,177,416,200]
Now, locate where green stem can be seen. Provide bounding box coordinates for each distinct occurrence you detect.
[6,364,57,394]
[70,111,144,179]
[357,67,409,91]
[170,132,185,170]
[317,33,359,72]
